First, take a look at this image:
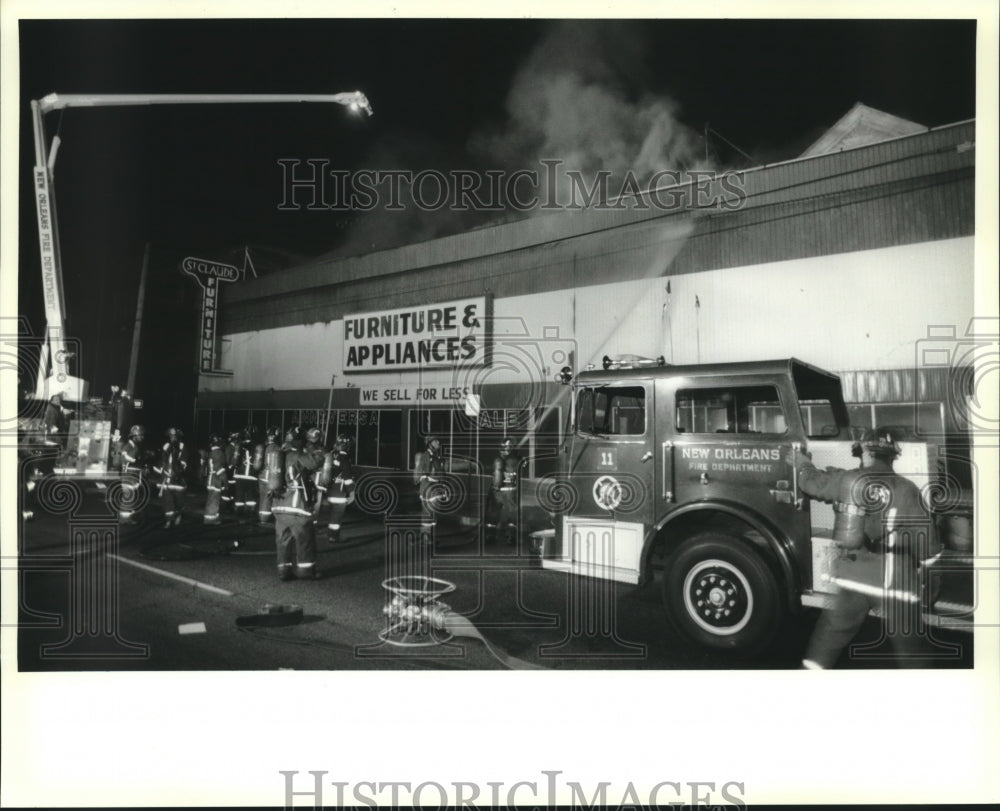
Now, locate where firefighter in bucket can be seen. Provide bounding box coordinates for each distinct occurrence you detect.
[792,428,942,669]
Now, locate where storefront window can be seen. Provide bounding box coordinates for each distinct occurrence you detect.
[221,409,250,436]
[265,409,285,436]
[337,411,359,457]
[847,404,874,433]
[357,410,380,467]
[408,409,453,469]
[845,402,944,441]
[378,410,403,469]
[799,401,837,437]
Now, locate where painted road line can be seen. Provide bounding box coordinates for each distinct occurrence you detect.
[107,553,235,597]
[178,622,208,635]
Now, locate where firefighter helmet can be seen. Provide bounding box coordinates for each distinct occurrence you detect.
[284,426,302,444]
[336,433,353,449]
[266,425,280,441]
[129,424,145,440]
[166,427,184,441]
[209,432,223,446]
[305,427,322,444]
[499,437,514,454]
[228,430,241,442]
[852,427,903,460]
[243,425,259,443]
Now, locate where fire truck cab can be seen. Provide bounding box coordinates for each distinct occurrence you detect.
[538,356,970,654]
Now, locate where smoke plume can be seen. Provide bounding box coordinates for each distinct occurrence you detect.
[471,21,708,203]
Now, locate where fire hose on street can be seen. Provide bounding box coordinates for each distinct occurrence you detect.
[380,576,544,670]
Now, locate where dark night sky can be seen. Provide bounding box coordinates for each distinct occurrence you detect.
[14,17,977,427]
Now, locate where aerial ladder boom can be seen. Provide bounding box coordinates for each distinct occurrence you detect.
[30,97,88,403]
[28,90,374,405]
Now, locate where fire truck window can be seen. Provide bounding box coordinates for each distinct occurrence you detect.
[677,387,786,435]
[576,386,645,436]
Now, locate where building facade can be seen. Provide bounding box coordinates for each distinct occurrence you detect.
[196,112,976,487]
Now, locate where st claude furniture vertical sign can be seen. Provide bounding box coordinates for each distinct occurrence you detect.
[183,257,239,375]
[343,297,488,372]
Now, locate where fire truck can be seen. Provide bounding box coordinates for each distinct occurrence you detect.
[533,356,974,654]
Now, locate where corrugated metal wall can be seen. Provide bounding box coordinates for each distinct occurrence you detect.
[838,366,974,403]
[837,366,974,429]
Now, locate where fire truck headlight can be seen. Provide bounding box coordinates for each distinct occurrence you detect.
[557,366,574,385]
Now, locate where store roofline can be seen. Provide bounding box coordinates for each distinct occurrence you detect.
[226,117,975,306]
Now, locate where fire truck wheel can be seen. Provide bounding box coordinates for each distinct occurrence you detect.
[663,533,783,654]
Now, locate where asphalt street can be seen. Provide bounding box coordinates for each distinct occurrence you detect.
[16,480,973,672]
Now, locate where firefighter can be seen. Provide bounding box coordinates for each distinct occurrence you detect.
[321,433,356,542]
[222,430,241,514]
[413,435,445,542]
[203,433,227,524]
[489,437,522,546]
[42,392,73,451]
[792,428,942,669]
[118,424,146,524]
[155,427,188,529]
[20,451,43,522]
[303,427,327,520]
[232,425,259,521]
[271,426,322,580]
[254,426,281,525]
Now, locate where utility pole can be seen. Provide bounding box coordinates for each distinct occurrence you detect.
[126,242,149,396]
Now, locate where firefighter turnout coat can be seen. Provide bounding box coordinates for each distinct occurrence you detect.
[271,445,322,579]
[796,456,942,668]
[321,446,356,538]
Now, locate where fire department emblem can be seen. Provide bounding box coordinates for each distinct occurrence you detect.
[593,475,623,511]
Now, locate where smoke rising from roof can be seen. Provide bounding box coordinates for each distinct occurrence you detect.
[471,21,708,199]
[338,21,709,255]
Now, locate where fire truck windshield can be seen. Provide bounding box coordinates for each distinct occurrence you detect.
[575,385,646,436]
